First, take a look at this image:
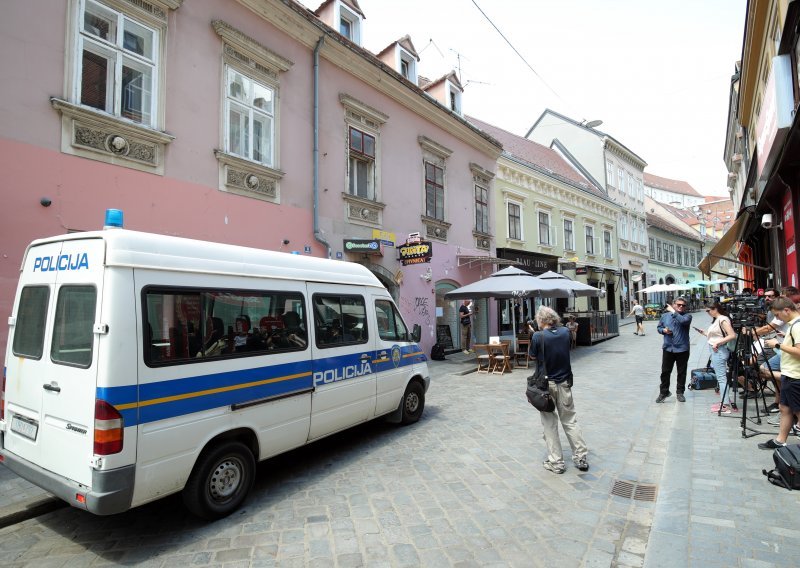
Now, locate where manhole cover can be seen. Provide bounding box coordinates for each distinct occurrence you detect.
[611,480,658,502]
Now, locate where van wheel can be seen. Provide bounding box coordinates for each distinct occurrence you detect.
[183,441,255,520]
[401,381,425,425]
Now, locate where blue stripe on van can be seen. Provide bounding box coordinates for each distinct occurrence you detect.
[96,345,425,426]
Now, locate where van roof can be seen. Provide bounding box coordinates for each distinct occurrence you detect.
[24,229,386,288]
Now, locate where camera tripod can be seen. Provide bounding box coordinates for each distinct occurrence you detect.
[718,324,775,438]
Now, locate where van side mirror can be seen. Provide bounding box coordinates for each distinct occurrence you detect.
[411,324,421,343]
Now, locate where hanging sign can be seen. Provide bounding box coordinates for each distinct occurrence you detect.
[343,239,383,255]
[398,240,432,265]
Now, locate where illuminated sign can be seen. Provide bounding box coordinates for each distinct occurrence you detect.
[343,239,383,255]
[398,240,432,265]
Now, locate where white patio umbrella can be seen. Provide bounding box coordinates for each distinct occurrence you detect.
[637,283,671,294]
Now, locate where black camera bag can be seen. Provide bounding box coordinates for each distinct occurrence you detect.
[763,444,800,490]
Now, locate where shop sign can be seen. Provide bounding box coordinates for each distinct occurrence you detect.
[398,240,432,265]
[496,248,557,273]
[757,54,794,181]
[784,189,797,287]
[575,267,588,275]
[343,239,383,255]
[372,229,396,247]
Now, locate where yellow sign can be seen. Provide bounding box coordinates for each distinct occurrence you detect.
[372,229,396,246]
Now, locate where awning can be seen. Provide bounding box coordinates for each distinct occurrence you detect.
[456,255,518,268]
[698,211,751,276]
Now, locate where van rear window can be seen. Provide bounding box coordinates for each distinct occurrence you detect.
[51,286,97,368]
[12,286,50,359]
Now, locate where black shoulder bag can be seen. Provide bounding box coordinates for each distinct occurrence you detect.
[526,333,555,412]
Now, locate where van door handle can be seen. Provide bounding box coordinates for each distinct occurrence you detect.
[43,382,61,393]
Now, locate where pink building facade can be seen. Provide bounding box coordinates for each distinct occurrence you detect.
[0,0,501,356]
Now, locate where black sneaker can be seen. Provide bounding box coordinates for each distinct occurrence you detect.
[656,392,671,403]
[767,403,780,413]
[758,438,786,450]
[677,393,686,402]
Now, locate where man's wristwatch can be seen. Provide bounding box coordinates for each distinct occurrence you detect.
[775,343,781,350]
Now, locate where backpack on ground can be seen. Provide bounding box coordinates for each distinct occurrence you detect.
[430,342,446,361]
[763,444,800,490]
[689,367,717,390]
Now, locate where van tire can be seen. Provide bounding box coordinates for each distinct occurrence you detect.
[400,381,425,425]
[183,441,255,520]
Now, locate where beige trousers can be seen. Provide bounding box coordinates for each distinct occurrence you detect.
[539,381,588,465]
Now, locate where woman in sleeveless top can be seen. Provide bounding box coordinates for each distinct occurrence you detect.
[696,302,738,413]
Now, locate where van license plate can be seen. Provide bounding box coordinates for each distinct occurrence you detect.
[11,416,38,441]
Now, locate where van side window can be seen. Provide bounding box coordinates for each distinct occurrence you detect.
[51,286,97,368]
[12,286,50,360]
[375,299,408,342]
[143,288,306,366]
[313,294,367,347]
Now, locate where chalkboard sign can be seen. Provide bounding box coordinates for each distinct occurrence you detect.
[436,324,454,349]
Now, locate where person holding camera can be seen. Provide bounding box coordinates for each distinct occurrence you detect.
[529,306,589,474]
[695,302,738,413]
[758,296,800,450]
[459,299,474,354]
[656,297,693,403]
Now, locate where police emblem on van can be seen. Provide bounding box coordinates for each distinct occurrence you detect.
[391,346,402,368]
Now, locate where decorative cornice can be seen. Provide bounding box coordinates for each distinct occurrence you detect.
[417,136,452,158]
[339,93,389,125]
[497,161,619,222]
[469,162,495,181]
[213,20,293,73]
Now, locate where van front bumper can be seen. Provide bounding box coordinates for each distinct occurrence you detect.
[1,449,134,516]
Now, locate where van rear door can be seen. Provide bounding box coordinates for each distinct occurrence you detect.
[4,238,102,487]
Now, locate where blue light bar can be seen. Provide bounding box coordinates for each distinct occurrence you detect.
[104,209,124,229]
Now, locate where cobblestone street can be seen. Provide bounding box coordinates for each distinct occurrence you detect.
[1,315,799,567]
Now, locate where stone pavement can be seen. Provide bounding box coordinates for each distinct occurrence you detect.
[0,314,798,567]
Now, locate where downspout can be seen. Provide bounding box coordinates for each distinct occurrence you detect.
[313,35,331,258]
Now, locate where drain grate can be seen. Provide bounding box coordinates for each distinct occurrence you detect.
[611,480,658,502]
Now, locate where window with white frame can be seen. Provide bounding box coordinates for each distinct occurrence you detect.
[338,2,362,45]
[538,211,551,245]
[77,0,159,126]
[606,160,614,186]
[620,216,628,239]
[508,202,522,241]
[649,238,655,260]
[226,67,275,166]
[631,219,638,244]
[676,246,683,266]
[348,126,375,199]
[618,168,625,194]
[475,184,489,233]
[663,242,669,262]
[656,239,662,261]
[585,225,595,255]
[690,249,696,266]
[669,244,675,264]
[603,230,613,259]
[399,49,417,83]
[563,219,575,251]
[425,162,445,220]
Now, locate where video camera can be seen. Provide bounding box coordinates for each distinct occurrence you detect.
[719,294,765,329]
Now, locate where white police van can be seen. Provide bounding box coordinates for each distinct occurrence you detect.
[0,211,429,519]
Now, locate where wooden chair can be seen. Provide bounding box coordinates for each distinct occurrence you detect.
[474,344,492,373]
[514,337,531,368]
[490,342,512,374]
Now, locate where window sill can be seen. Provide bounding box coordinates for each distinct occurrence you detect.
[420,215,451,242]
[342,193,385,226]
[51,97,174,175]
[215,150,284,203]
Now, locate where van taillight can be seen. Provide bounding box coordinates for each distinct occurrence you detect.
[94,399,123,455]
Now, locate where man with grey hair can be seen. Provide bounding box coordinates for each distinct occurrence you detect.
[529,305,589,474]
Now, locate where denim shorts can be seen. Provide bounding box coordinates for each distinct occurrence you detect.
[761,352,781,373]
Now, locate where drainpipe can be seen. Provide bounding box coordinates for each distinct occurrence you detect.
[313,35,331,258]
